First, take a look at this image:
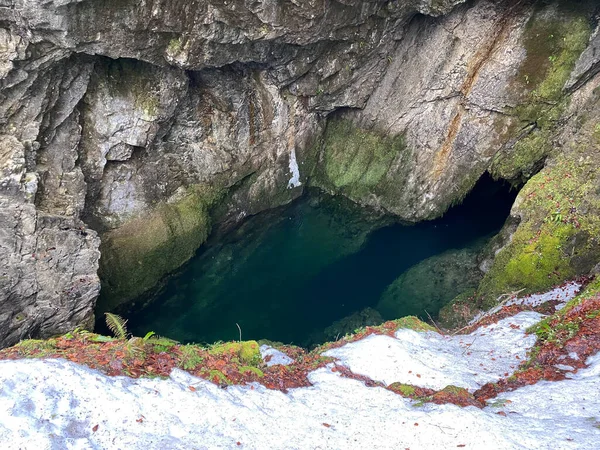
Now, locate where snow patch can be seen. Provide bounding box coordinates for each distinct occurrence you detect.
[470,281,581,325]
[287,148,301,188]
[260,345,294,366]
[1,351,600,449]
[324,312,541,390]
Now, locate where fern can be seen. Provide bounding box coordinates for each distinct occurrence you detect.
[105,313,128,339]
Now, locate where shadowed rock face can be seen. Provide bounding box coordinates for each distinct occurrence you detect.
[1,0,599,346]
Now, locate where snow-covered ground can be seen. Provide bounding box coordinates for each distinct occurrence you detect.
[1,284,598,450]
[469,281,582,324]
[324,312,542,390]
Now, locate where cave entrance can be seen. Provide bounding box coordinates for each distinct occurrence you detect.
[121,175,517,348]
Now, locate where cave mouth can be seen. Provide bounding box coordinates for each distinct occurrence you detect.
[118,174,518,348]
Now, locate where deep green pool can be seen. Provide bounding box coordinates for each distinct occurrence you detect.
[124,176,517,347]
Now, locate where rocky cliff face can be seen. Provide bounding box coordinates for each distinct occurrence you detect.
[1,0,600,346]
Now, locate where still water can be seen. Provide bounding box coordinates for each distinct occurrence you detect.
[125,177,517,347]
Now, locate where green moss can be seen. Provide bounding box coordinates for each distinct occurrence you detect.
[312,117,409,204]
[438,385,468,396]
[491,129,552,182]
[388,316,437,333]
[388,383,416,397]
[209,341,262,366]
[518,5,591,101]
[208,369,231,385]
[178,345,204,370]
[167,37,182,54]
[13,339,58,357]
[239,366,265,377]
[479,153,600,303]
[99,184,224,310]
[491,5,592,183]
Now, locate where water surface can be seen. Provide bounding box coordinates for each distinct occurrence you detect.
[126,177,516,347]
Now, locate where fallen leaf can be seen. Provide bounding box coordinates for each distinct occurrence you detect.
[92,424,99,432]
[322,423,331,428]
[189,386,196,392]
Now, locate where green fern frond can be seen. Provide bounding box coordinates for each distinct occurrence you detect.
[105,313,128,339]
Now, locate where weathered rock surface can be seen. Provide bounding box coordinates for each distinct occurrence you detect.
[1,0,600,346]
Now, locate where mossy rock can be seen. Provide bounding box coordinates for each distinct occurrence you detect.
[388,383,416,397]
[209,341,262,366]
[377,248,483,321]
[477,151,600,307]
[388,316,437,333]
[311,117,410,209]
[98,184,223,310]
[490,3,592,184]
[431,385,481,408]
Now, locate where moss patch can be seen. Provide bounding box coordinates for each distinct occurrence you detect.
[209,341,262,366]
[479,153,600,305]
[490,4,592,183]
[311,117,409,207]
[517,5,591,100]
[99,184,223,310]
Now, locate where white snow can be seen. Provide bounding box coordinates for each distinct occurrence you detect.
[324,312,542,390]
[1,287,599,449]
[260,345,294,366]
[470,282,581,324]
[287,148,302,188]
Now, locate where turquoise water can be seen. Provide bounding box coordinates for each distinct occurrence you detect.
[125,177,517,347]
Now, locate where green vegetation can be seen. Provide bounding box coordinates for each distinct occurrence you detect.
[167,37,182,55]
[388,316,437,333]
[479,153,600,302]
[491,5,592,183]
[209,341,262,366]
[528,277,600,346]
[389,383,416,397]
[312,117,409,205]
[105,313,128,340]
[179,345,205,371]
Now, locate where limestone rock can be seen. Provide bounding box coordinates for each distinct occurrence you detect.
[1,0,600,346]
[0,136,100,346]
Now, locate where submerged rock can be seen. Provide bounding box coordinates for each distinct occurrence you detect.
[377,247,483,321]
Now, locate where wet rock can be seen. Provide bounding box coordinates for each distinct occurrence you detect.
[377,248,483,321]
